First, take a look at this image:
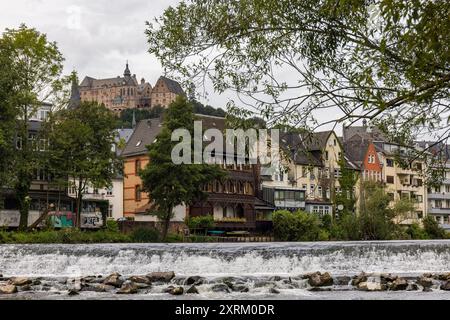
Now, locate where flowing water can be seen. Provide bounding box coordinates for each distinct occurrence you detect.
[1,240,450,300]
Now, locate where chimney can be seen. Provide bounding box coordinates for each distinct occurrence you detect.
[362,119,367,127]
[141,78,145,84]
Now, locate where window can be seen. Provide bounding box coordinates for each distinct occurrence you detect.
[135,185,142,201]
[325,151,329,161]
[108,205,113,218]
[16,137,22,150]
[386,176,394,184]
[435,200,442,208]
[334,139,337,146]
[301,167,308,178]
[93,188,99,195]
[135,159,141,173]
[435,186,441,193]
[446,185,450,193]
[386,158,394,167]
[334,169,341,178]
[302,184,307,190]
[318,186,322,197]
[310,184,315,194]
[107,187,113,196]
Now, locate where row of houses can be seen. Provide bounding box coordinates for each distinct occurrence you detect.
[118,114,449,232]
[2,66,449,232]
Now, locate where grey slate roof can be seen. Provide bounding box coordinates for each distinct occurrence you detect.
[159,76,185,95]
[343,125,386,142]
[121,118,163,157]
[80,75,138,89]
[343,138,370,169]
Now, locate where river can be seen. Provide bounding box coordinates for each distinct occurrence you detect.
[1,240,449,299]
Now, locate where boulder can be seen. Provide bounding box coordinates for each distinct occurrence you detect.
[146,272,175,283]
[351,272,368,286]
[17,284,32,292]
[380,273,397,283]
[417,276,433,288]
[308,272,333,287]
[117,282,138,294]
[68,289,79,296]
[334,276,352,286]
[33,280,42,286]
[254,280,273,288]
[128,276,152,285]
[406,283,419,291]
[437,273,450,281]
[423,287,433,292]
[269,276,282,281]
[0,284,17,294]
[163,286,175,293]
[211,283,231,293]
[233,284,249,293]
[104,273,124,288]
[9,277,32,286]
[269,288,280,294]
[169,287,184,295]
[357,282,386,291]
[389,278,408,291]
[185,276,204,286]
[440,281,450,291]
[82,284,115,293]
[186,285,199,294]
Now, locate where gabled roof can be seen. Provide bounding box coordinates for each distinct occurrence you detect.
[344,138,371,169]
[79,75,138,89]
[121,118,163,157]
[343,125,386,142]
[157,76,185,95]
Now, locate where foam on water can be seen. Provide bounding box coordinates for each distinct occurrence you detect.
[1,240,450,277]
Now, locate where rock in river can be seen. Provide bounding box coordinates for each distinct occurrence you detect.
[389,278,408,291]
[147,272,175,283]
[0,284,17,294]
[441,281,450,291]
[186,285,199,294]
[117,282,138,294]
[104,273,124,288]
[307,272,333,287]
[9,277,32,286]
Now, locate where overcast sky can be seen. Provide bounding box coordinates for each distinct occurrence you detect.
[0,0,342,132]
[0,0,180,85]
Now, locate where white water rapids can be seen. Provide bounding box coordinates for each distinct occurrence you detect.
[1,240,450,277]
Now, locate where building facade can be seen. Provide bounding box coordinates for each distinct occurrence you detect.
[79,63,185,113]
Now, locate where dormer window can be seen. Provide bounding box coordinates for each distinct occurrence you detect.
[136,140,142,147]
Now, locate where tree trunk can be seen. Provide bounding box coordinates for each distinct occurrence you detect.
[161,205,173,241]
[76,179,83,229]
[17,180,31,231]
[28,206,51,230]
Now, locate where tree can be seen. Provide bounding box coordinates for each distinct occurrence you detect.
[48,101,122,228]
[146,1,449,158]
[140,96,226,241]
[0,25,65,229]
[272,210,324,241]
[0,43,19,190]
[335,153,358,215]
[117,106,164,129]
[422,216,446,239]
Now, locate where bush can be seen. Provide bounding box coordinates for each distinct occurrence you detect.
[185,215,215,230]
[106,219,120,233]
[130,228,160,243]
[273,210,322,241]
[406,223,428,240]
[423,216,446,239]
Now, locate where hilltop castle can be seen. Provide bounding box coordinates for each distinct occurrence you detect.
[79,62,185,113]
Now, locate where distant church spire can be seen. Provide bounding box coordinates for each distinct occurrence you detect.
[68,71,81,109]
[124,60,131,77]
[132,109,137,129]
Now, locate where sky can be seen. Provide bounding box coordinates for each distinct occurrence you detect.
[0,0,340,133]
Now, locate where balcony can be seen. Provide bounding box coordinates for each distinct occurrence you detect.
[427,193,450,200]
[428,207,450,215]
[274,200,306,209]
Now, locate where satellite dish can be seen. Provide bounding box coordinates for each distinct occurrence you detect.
[337,205,344,211]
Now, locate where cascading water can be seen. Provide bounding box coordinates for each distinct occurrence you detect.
[1,240,450,277]
[1,241,450,300]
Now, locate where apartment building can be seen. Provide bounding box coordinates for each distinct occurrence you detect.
[343,123,426,224]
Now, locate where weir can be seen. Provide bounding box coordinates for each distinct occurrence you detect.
[1,240,450,277]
